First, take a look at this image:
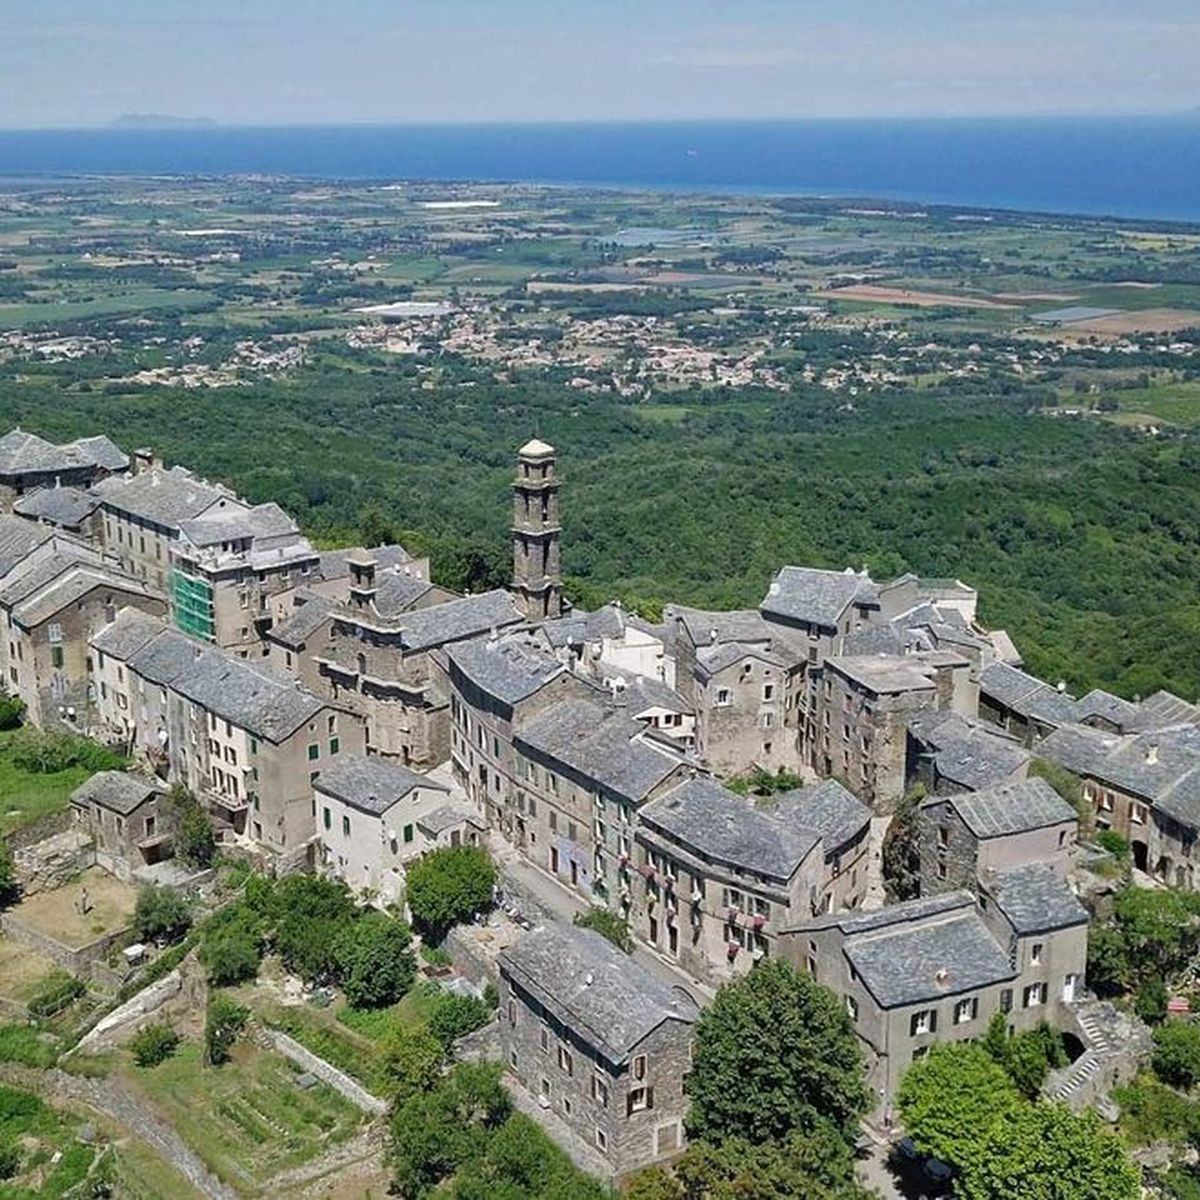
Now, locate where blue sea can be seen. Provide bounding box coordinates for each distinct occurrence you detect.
[1,118,1198,223]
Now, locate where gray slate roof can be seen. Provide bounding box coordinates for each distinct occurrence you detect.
[907,710,1031,792]
[695,640,786,679]
[1131,691,1200,733]
[269,594,337,648]
[13,565,157,629]
[623,675,691,717]
[93,466,234,529]
[71,770,164,815]
[1075,689,1140,732]
[668,606,773,647]
[541,604,626,649]
[641,777,819,882]
[385,589,523,652]
[372,571,435,618]
[774,779,871,853]
[980,662,1078,725]
[499,923,697,1064]
[516,699,682,805]
[315,755,445,815]
[926,777,1077,839]
[318,544,415,581]
[844,904,1014,1008]
[987,863,1088,935]
[92,607,165,660]
[0,515,54,577]
[177,502,298,547]
[0,430,127,476]
[13,486,100,528]
[448,634,564,706]
[760,565,878,630]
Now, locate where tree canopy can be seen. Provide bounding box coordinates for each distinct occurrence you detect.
[405,845,496,944]
[686,959,869,1146]
[334,909,416,1009]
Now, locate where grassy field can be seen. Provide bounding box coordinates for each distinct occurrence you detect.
[0,731,91,836]
[123,1039,363,1194]
[0,1083,100,1200]
[1115,380,1200,426]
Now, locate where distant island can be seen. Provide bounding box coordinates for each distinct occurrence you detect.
[108,114,217,129]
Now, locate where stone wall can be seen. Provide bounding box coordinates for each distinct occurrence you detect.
[0,909,128,974]
[256,1026,387,1116]
[73,969,182,1054]
[8,806,74,851]
[14,828,95,896]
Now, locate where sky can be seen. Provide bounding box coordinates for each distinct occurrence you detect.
[2,0,1198,129]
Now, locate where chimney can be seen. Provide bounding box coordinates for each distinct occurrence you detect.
[133,447,160,475]
[1147,743,1159,766]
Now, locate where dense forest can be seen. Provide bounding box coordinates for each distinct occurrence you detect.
[3,351,1198,701]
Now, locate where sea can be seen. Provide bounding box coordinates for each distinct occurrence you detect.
[1,117,1198,223]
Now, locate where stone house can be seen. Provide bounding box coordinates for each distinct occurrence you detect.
[313,755,481,906]
[89,609,364,857]
[905,709,1031,796]
[813,651,973,813]
[70,771,172,881]
[498,923,697,1180]
[632,776,870,984]
[543,603,676,690]
[919,777,1078,895]
[12,486,103,541]
[0,429,127,503]
[978,662,1080,746]
[0,541,166,728]
[782,877,1088,1111]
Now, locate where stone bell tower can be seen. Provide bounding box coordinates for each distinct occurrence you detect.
[511,439,562,621]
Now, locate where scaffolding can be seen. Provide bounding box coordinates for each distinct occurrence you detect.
[172,568,215,642]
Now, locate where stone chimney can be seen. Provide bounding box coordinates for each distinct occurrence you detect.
[133,447,161,476]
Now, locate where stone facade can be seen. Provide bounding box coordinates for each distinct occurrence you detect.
[511,439,562,622]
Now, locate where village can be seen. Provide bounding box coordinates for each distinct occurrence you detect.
[0,423,1193,1196]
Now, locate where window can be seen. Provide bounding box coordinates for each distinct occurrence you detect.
[308,743,320,761]
[1023,982,1047,1008]
[715,688,732,707]
[539,1078,552,1102]
[540,1025,550,1053]
[1030,942,1043,966]
[329,737,340,756]
[627,1087,653,1115]
[937,826,950,848]
[763,683,775,701]
[509,1049,518,1069]
[403,823,414,844]
[632,1054,647,1081]
[910,1009,937,1036]
[507,1000,516,1026]
[322,807,331,831]
[1000,988,1013,1013]
[51,646,64,669]
[591,1074,610,1107]
[342,814,350,837]
[595,1128,608,1152]
[954,997,979,1025]
[558,1045,573,1076]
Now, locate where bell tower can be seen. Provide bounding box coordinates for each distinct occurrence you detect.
[512,439,562,621]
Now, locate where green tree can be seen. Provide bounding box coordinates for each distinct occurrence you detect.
[166,784,216,869]
[1154,1021,1200,1091]
[1086,923,1132,996]
[624,1166,684,1200]
[204,994,248,1066]
[1113,886,1200,981]
[898,1041,1022,1171]
[0,836,17,908]
[270,874,357,983]
[573,907,634,953]
[982,1013,1068,1099]
[686,959,868,1146]
[380,1024,445,1103]
[132,883,192,944]
[199,905,263,986]
[334,910,416,1009]
[388,1061,511,1198]
[427,991,492,1050]
[0,694,25,731]
[406,845,496,943]
[957,1103,1139,1200]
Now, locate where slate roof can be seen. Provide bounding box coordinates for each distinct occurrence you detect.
[1130,691,1200,733]
[516,699,682,805]
[695,640,786,679]
[668,606,773,647]
[418,802,481,836]
[177,502,298,547]
[0,430,127,476]
[541,604,625,649]
[447,634,564,705]
[13,565,158,629]
[318,544,415,581]
[623,675,691,717]
[980,662,1078,725]
[0,515,54,577]
[269,594,337,648]
[987,863,1088,935]
[372,571,435,618]
[93,466,235,529]
[98,613,326,742]
[13,486,100,528]
[641,777,820,882]
[760,565,878,630]
[71,770,164,816]
[315,756,445,816]
[384,589,523,652]
[825,654,942,696]
[907,710,1031,792]
[927,777,1077,839]
[774,779,871,853]
[1075,689,1140,732]
[499,924,696,1064]
[841,897,1014,1008]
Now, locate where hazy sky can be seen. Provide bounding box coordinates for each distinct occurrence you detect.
[3,0,1198,128]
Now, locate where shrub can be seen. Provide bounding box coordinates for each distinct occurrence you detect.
[133,883,192,945]
[1154,1021,1200,1091]
[130,1022,180,1067]
[0,695,23,732]
[204,994,249,1066]
[1137,977,1170,1026]
[0,1143,19,1180]
[199,904,263,986]
[7,728,125,774]
[167,785,216,869]
[573,907,634,953]
[0,1023,56,1067]
[0,837,16,909]
[1096,830,1130,860]
[27,971,85,1019]
[427,991,492,1051]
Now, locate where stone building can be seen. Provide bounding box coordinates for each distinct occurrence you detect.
[918,777,1078,895]
[543,603,676,690]
[783,877,1088,1111]
[498,923,697,1180]
[978,661,1080,746]
[0,538,166,728]
[511,439,562,622]
[70,771,172,881]
[632,776,870,984]
[0,429,128,503]
[905,709,1031,796]
[12,486,103,541]
[89,609,364,857]
[813,651,973,813]
[313,755,481,906]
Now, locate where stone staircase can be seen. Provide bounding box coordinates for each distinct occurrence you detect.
[1044,1000,1148,1111]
